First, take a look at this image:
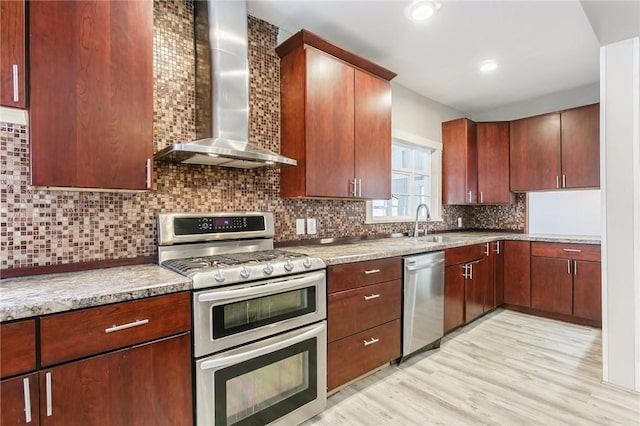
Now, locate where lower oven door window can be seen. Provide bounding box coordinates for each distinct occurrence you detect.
[197,322,327,426]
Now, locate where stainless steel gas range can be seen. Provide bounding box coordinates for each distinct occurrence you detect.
[157,212,327,426]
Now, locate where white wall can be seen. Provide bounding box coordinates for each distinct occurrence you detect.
[601,37,640,392]
[471,82,600,122]
[391,83,465,142]
[528,190,601,236]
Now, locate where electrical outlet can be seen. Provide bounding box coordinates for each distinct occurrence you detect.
[296,218,305,235]
[307,218,317,235]
[457,217,463,228]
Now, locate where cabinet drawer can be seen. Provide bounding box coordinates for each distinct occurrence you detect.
[328,257,401,293]
[531,242,600,261]
[328,280,401,342]
[0,319,36,378]
[445,244,483,267]
[327,319,400,391]
[40,292,191,366]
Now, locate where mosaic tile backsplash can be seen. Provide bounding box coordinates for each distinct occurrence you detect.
[0,1,524,271]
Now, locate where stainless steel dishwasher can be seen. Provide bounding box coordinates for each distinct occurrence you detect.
[401,251,445,362]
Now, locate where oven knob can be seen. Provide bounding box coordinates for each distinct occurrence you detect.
[303,257,313,269]
[263,263,274,275]
[240,266,251,279]
[214,269,225,283]
[284,259,294,272]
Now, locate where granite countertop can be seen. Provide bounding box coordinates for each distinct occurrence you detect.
[0,264,191,322]
[0,232,600,322]
[284,232,601,265]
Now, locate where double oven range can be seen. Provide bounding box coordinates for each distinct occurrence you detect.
[158,212,327,426]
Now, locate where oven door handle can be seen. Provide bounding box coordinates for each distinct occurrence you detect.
[199,322,325,370]
[197,271,325,303]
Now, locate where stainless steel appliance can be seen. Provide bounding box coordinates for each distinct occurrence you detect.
[401,251,445,362]
[158,212,327,426]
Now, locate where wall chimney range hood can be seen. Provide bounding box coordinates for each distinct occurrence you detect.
[154,0,296,169]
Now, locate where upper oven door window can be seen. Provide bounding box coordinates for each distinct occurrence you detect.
[195,271,327,356]
[214,286,316,338]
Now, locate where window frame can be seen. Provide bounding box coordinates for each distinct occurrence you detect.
[365,129,443,224]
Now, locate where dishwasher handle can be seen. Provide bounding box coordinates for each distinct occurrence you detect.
[404,254,444,271]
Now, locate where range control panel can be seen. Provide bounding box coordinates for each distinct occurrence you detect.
[174,216,266,235]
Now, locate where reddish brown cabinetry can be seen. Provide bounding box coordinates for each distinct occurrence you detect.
[277,30,395,199]
[531,242,601,324]
[477,122,515,204]
[442,118,478,204]
[0,0,27,108]
[481,241,504,312]
[503,241,531,307]
[442,119,513,205]
[1,319,38,426]
[561,103,600,188]
[444,244,487,333]
[29,0,153,190]
[510,104,599,191]
[327,258,401,391]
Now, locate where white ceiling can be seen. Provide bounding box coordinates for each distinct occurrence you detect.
[247,0,603,115]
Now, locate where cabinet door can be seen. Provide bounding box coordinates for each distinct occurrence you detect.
[40,333,192,426]
[573,260,602,321]
[442,118,478,204]
[493,241,505,306]
[1,374,39,426]
[509,113,561,191]
[29,0,153,190]
[561,104,600,188]
[0,0,26,108]
[531,257,573,315]
[354,70,391,199]
[465,260,485,323]
[305,48,355,198]
[477,122,514,204]
[482,244,496,312]
[503,241,531,307]
[444,265,465,334]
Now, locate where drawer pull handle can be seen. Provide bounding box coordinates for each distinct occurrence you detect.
[105,319,149,333]
[563,248,582,253]
[45,372,52,417]
[363,294,381,301]
[363,337,380,347]
[363,269,381,275]
[12,64,19,102]
[23,377,32,423]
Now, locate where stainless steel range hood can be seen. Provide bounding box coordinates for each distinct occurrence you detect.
[154,0,296,169]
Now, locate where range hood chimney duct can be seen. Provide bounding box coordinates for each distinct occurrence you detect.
[154,0,296,168]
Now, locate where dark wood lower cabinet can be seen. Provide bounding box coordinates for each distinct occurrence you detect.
[465,259,486,323]
[1,373,39,426]
[39,333,192,426]
[493,241,505,307]
[503,241,531,307]
[531,257,573,315]
[573,261,602,321]
[444,265,465,334]
[327,320,400,391]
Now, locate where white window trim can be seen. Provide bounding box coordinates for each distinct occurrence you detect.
[365,129,443,224]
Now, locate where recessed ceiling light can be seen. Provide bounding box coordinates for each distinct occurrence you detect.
[409,1,441,21]
[479,60,498,72]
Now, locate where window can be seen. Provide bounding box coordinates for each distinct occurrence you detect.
[366,130,442,223]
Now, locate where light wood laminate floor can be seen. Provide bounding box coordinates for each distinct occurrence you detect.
[307,309,640,425]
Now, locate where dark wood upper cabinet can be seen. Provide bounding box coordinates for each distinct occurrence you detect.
[442,118,478,204]
[509,103,599,191]
[277,30,395,199]
[0,0,27,108]
[509,112,562,191]
[561,103,600,188]
[29,1,153,190]
[477,122,515,204]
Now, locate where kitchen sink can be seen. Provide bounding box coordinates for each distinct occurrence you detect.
[411,235,461,243]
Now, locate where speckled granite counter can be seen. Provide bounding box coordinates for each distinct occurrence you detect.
[0,264,191,322]
[283,232,601,266]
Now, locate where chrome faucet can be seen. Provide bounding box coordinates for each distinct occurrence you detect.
[413,203,431,237]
